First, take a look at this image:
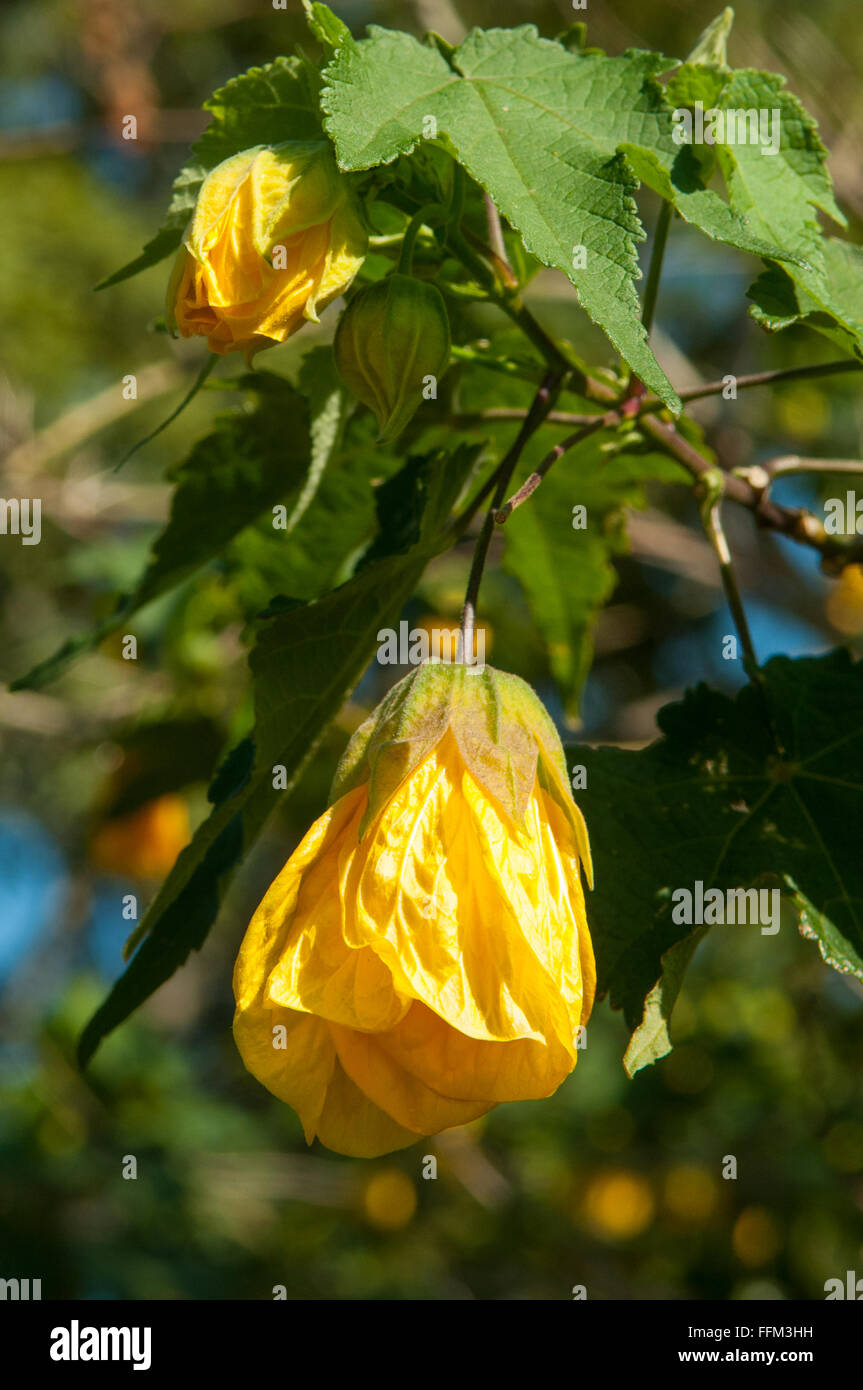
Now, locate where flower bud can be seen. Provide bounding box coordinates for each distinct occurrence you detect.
[166,141,367,360]
[333,273,450,441]
[233,662,594,1157]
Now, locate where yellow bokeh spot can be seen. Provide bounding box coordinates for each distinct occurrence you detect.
[663,1164,718,1225]
[732,1206,780,1267]
[90,793,191,881]
[363,1169,417,1230]
[584,1169,654,1241]
[826,563,863,636]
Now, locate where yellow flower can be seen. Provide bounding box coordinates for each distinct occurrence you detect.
[167,141,366,359]
[233,664,595,1158]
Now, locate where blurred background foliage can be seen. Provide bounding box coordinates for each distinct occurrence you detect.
[1,0,863,1300]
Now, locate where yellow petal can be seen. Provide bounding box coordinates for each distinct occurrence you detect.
[312,1057,420,1158]
[376,1001,575,1103]
[236,786,407,1034]
[347,731,576,1052]
[331,1021,493,1134]
[233,1005,335,1143]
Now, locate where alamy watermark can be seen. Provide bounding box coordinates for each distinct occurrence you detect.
[672,100,781,157]
[671,881,781,935]
[377,621,485,671]
[0,497,41,545]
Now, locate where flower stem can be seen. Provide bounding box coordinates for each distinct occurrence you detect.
[460,371,565,658]
[398,204,446,275]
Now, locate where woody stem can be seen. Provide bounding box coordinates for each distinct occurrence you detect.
[701,491,759,675]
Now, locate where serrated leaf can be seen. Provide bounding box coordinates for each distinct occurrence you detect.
[102,57,322,288]
[303,0,354,53]
[78,442,482,1066]
[748,237,863,360]
[322,27,685,409]
[665,61,863,355]
[619,142,798,264]
[568,649,863,1076]
[10,376,314,692]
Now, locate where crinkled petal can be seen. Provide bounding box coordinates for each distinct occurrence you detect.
[347,731,576,1053]
[236,787,407,1034]
[375,1001,574,1103]
[331,1021,493,1134]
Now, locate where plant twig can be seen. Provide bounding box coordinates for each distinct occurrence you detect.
[459,371,565,657]
[639,414,863,570]
[642,200,673,336]
[698,473,759,673]
[766,455,863,478]
[483,193,512,277]
[675,357,862,405]
[493,415,611,523]
[464,358,863,427]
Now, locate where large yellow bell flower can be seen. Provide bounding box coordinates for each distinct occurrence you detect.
[166,141,366,359]
[233,665,595,1157]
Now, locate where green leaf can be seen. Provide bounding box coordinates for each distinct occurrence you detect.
[11,376,316,692]
[748,238,863,360]
[322,27,685,409]
[224,387,401,611]
[303,1,354,53]
[78,442,482,1067]
[686,6,733,69]
[620,142,798,265]
[568,649,863,1076]
[674,66,845,261]
[284,347,349,534]
[502,430,688,716]
[101,57,322,288]
[665,61,863,355]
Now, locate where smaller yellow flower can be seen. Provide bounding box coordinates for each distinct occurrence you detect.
[167,141,366,360]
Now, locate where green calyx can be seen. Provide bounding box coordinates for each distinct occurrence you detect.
[333,273,451,443]
[329,662,592,883]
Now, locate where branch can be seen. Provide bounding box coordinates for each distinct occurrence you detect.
[674,357,862,406]
[493,415,611,523]
[454,358,863,428]
[698,473,759,673]
[639,415,863,570]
